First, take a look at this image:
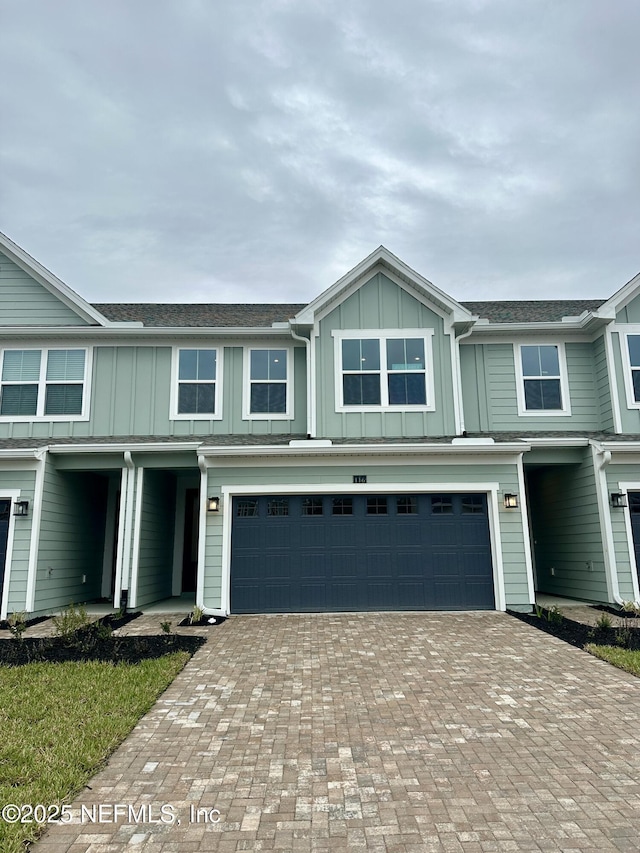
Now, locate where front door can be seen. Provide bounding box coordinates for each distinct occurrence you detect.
[0,500,11,605]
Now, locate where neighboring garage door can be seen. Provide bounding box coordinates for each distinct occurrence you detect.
[230,493,494,613]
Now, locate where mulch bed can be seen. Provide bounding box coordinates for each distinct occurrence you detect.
[177,615,226,627]
[509,608,640,650]
[0,614,49,631]
[0,627,206,667]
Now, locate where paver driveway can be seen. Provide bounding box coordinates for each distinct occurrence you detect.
[36,612,640,852]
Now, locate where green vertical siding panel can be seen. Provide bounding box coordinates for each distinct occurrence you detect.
[527,453,607,602]
[135,470,176,607]
[0,470,36,613]
[204,461,530,611]
[0,254,89,326]
[593,335,614,432]
[315,273,456,439]
[34,461,108,613]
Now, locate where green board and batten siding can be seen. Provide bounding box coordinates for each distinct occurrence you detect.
[34,460,108,614]
[0,469,36,614]
[134,470,176,607]
[460,342,603,432]
[0,345,307,440]
[0,253,89,326]
[314,273,457,439]
[527,451,608,603]
[202,460,531,613]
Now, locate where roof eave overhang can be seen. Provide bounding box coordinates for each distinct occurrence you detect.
[0,325,292,339]
[199,441,531,458]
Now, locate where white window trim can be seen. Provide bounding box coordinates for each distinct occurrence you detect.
[170,346,223,421]
[332,329,436,413]
[0,347,92,422]
[514,342,571,417]
[619,330,640,410]
[242,346,294,421]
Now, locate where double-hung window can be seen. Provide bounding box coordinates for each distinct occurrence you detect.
[173,348,221,419]
[334,330,434,411]
[516,344,570,415]
[0,348,89,419]
[244,348,292,419]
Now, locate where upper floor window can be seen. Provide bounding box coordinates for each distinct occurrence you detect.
[172,348,222,420]
[0,348,89,420]
[333,330,435,412]
[515,343,570,416]
[627,335,640,403]
[243,348,292,419]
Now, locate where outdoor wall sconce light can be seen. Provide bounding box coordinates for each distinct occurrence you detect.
[611,492,627,508]
[13,499,29,517]
[503,493,519,509]
[207,496,221,512]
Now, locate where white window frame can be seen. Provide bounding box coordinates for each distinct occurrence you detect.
[332,329,436,413]
[514,342,571,417]
[620,330,640,410]
[0,347,92,422]
[242,346,294,421]
[170,347,223,421]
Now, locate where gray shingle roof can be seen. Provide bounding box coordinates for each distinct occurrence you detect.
[460,299,605,323]
[94,299,607,327]
[94,303,306,327]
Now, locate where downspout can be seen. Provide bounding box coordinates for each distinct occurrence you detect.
[453,325,474,435]
[118,451,136,610]
[593,443,625,605]
[289,323,313,438]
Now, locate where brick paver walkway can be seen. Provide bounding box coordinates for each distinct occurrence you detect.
[33,612,640,851]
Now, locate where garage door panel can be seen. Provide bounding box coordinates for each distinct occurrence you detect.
[231,493,494,613]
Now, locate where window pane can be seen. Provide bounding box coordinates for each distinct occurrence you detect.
[520,346,540,377]
[397,496,417,514]
[360,339,380,370]
[388,373,426,405]
[462,495,484,514]
[343,339,380,371]
[178,383,215,414]
[366,497,387,515]
[302,497,323,516]
[538,345,559,376]
[629,336,640,367]
[431,495,453,514]
[44,384,83,415]
[179,350,198,380]
[236,499,258,517]
[387,338,425,370]
[342,339,361,371]
[268,350,287,381]
[2,350,41,382]
[343,374,381,406]
[633,371,640,403]
[524,378,562,410]
[250,349,269,380]
[250,383,286,413]
[196,350,216,380]
[46,350,85,381]
[267,498,288,516]
[332,497,353,515]
[0,384,38,415]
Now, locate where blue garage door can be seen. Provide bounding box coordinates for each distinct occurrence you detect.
[231,493,494,613]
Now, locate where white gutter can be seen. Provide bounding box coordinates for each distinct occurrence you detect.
[452,325,474,434]
[0,448,47,459]
[47,442,202,454]
[592,442,625,605]
[0,325,292,339]
[200,441,532,458]
[289,323,313,437]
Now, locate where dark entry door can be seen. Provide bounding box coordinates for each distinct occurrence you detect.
[230,493,494,613]
[0,500,11,604]
[628,493,640,587]
[182,488,199,593]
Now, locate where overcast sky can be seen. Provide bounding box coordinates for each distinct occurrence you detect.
[1,1,639,305]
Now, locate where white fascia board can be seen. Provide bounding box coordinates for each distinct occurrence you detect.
[523,437,590,447]
[0,231,111,327]
[200,441,531,458]
[598,270,640,317]
[47,442,202,454]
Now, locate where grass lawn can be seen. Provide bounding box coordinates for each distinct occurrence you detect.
[585,644,640,677]
[0,653,190,853]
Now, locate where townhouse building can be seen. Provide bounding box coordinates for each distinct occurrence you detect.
[1,232,639,619]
